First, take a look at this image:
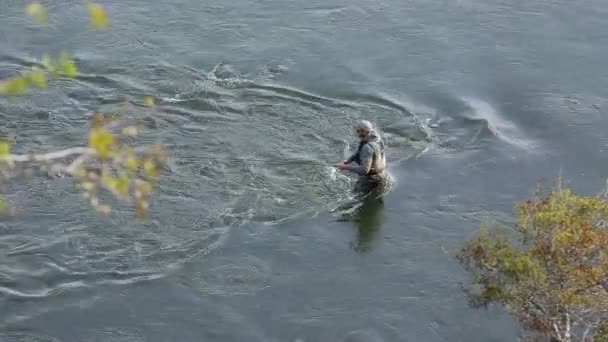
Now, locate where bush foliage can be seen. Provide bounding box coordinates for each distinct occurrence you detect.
[458,182,608,341]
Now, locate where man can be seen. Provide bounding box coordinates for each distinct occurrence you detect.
[336,120,387,194]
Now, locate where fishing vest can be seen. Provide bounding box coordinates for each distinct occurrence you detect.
[354,134,386,175]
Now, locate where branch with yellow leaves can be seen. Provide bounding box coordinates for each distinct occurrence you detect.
[0,2,167,219]
[0,112,166,219]
[1,2,108,95]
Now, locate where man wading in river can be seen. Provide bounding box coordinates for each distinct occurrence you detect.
[336,120,388,195]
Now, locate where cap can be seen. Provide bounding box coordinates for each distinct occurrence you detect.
[355,120,373,132]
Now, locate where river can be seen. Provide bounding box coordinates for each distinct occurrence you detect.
[1,0,607,341]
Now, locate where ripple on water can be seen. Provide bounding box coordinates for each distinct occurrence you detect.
[191,253,272,296]
[0,57,526,315]
[0,331,67,342]
[142,62,434,227]
[1,57,529,234]
[413,91,540,154]
[2,53,431,227]
[0,179,232,325]
[87,327,146,342]
[340,329,385,342]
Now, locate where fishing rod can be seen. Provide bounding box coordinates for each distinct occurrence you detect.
[190,155,338,166]
[185,141,353,167]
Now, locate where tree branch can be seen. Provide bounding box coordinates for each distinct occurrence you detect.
[553,322,564,341]
[1,147,95,163]
[582,320,596,341]
[565,311,571,342]
[529,297,548,316]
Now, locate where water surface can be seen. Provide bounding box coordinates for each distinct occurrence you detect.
[1,0,607,341]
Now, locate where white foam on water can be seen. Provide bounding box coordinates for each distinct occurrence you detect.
[161,96,185,103]
[342,139,351,159]
[328,166,338,181]
[462,97,539,151]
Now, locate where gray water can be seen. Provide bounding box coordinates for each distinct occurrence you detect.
[1,0,607,341]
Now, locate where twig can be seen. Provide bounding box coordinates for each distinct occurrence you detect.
[565,312,571,342]
[65,152,92,174]
[0,147,95,163]
[553,322,564,342]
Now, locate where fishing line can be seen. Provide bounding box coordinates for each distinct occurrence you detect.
[190,155,337,166]
[189,141,351,167]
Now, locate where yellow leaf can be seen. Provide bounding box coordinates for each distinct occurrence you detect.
[26,2,47,24]
[0,141,10,156]
[0,140,15,166]
[124,156,139,171]
[121,126,138,137]
[135,203,146,220]
[135,198,148,220]
[96,204,111,215]
[100,174,129,198]
[58,52,78,78]
[102,175,116,188]
[88,128,114,159]
[143,160,157,179]
[143,96,155,107]
[81,181,95,191]
[90,112,106,129]
[61,61,78,78]
[28,67,47,89]
[135,179,152,194]
[86,3,108,29]
[0,77,27,95]
[115,174,129,197]
[40,54,59,77]
[41,54,52,68]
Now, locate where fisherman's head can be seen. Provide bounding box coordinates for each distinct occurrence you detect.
[355,120,373,140]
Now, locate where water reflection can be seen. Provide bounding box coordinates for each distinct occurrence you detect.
[350,190,385,252]
[332,187,386,252]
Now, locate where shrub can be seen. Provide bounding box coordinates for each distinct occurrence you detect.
[458,181,608,341]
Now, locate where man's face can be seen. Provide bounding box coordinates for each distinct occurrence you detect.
[356,128,368,140]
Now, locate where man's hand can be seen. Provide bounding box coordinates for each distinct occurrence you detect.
[335,160,348,170]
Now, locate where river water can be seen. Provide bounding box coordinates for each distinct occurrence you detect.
[1,0,607,341]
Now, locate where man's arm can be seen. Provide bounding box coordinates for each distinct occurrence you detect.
[345,152,357,164]
[338,149,358,166]
[343,145,372,175]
